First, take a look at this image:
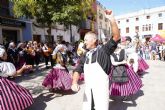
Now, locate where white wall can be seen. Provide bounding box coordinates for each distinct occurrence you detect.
[116,6,165,39]
[33,24,80,43]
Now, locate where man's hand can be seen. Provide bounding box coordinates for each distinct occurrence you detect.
[71,72,80,92]
[105,10,115,21]
[105,10,120,42]
[71,83,80,92]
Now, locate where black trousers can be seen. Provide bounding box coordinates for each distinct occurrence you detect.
[91,90,95,110]
[44,55,54,67]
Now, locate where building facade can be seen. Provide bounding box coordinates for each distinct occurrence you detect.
[32,24,80,43]
[96,1,112,40]
[0,0,113,44]
[0,0,32,44]
[116,6,165,40]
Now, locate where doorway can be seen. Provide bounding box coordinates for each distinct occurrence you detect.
[2,29,18,49]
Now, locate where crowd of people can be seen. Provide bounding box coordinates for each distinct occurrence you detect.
[0,9,160,110]
[132,39,165,61]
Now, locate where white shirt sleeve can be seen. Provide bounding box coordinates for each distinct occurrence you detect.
[110,55,126,66]
[0,62,16,77]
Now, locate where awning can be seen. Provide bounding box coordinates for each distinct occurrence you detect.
[158,30,165,39]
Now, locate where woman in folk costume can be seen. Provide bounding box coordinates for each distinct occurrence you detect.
[125,37,139,73]
[0,46,33,110]
[133,38,149,74]
[42,44,72,92]
[109,43,143,97]
[71,10,120,110]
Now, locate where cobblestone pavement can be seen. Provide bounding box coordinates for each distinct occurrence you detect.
[14,60,165,110]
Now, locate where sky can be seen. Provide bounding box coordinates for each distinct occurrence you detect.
[97,0,165,16]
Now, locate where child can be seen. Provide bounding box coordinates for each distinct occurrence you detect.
[42,45,72,93]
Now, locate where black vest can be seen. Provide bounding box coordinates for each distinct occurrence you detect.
[111,49,128,83]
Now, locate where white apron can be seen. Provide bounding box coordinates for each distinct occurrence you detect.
[83,50,109,110]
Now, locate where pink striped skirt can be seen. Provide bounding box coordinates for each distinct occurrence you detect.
[138,57,149,73]
[0,77,34,110]
[42,68,72,90]
[109,66,143,96]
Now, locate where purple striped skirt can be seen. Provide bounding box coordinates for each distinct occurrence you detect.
[138,57,149,73]
[42,68,72,91]
[0,77,34,110]
[109,66,143,96]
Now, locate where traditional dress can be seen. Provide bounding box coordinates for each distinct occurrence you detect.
[0,62,33,110]
[126,41,149,74]
[109,49,143,96]
[42,51,72,91]
[135,42,149,74]
[74,38,118,110]
[125,43,139,73]
[137,56,149,74]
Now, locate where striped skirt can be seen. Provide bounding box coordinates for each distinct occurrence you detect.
[42,68,72,91]
[0,77,34,110]
[109,66,143,96]
[138,57,149,72]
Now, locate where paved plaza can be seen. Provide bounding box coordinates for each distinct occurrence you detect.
[15,60,165,110]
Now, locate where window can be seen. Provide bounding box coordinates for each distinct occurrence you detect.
[126,27,129,33]
[158,13,162,17]
[135,26,139,32]
[105,18,108,22]
[99,13,103,19]
[0,0,10,16]
[146,15,150,19]
[158,23,163,30]
[142,25,145,31]
[126,19,129,22]
[146,24,148,31]
[136,17,139,21]
[149,24,151,31]
[57,35,63,43]
[105,24,107,30]
[142,24,152,31]
[100,22,102,28]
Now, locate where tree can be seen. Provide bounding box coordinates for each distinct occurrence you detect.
[11,0,95,42]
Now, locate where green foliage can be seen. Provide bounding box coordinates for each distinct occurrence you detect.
[12,0,37,18]
[11,0,95,27]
